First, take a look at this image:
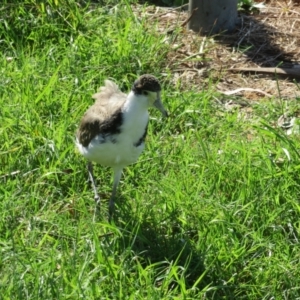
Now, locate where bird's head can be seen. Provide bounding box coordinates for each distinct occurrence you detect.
[132,74,168,117]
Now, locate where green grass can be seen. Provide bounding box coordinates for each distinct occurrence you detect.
[1,0,300,299]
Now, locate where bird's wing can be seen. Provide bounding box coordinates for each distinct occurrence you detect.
[77,81,127,147]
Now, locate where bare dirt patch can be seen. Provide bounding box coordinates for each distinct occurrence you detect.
[135,0,300,100]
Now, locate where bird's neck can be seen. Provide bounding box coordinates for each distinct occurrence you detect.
[123,91,149,112]
[121,91,149,135]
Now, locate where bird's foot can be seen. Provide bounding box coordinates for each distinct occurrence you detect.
[108,199,115,222]
[94,194,100,205]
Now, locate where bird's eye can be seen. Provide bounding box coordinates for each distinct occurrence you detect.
[142,91,149,96]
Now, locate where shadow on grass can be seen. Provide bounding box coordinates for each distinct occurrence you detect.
[114,201,206,287]
[110,199,239,298]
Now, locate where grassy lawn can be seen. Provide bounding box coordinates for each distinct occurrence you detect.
[1,0,300,299]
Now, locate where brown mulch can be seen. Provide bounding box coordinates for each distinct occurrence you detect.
[134,0,300,100]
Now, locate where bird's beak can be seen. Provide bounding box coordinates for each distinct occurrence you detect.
[153,93,168,117]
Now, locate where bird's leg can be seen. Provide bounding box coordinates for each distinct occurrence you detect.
[109,168,123,217]
[87,162,100,204]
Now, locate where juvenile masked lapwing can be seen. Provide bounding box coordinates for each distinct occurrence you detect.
[76,74,168,214]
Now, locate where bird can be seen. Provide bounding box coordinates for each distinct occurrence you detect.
[76,74,168,215]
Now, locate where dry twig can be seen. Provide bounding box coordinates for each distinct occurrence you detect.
[229,67,300,79]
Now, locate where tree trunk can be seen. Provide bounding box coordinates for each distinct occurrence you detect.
[188,0,238,34]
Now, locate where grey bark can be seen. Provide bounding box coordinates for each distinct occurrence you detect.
[188,0,238,34]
